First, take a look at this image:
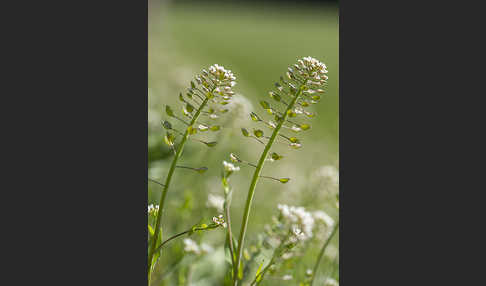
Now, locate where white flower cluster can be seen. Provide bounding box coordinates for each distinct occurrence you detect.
[147,204,159,216]
[313,210,335,227]
[206,194,225,212]
[182,238,214,255]
[198,64,236,100]
[287,57,328,90]
[277,204,315,241]
[223,160,240,172]
[324,278,339,286]
[212,214,227,228]
[315,165,339,186]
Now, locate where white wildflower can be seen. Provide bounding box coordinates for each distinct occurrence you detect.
[291,125,302,132]
[306,269,313,276]
[212,214,227,228]
[325,278,339,286]
[315,165,339,185]
[278,204,315,241]
[282,275,293,281]
[223,161,240,172]
[183,238,200,255]
[206,194,225,212]
[200,243,214,254]
[229,153,241,163]
[313,210,335,227]
[147,204,159,216]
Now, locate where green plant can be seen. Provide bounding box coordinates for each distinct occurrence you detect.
[148,64,237,283]
[231,57,329,285]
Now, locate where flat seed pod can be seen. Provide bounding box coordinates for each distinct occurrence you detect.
[187,126,197,135]
[300,124,311,130]
[253,129,264,138]
[279,178,290,184]
[241,128,249,137]
[162,120,172,130]
[210,125,221,131]
[204,141,217,147]
[165,105,174,117]
[270,152,283,161]
[260,101,270,109]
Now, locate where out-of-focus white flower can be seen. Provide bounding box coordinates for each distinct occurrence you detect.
[183,238,200,255]
[324,278,339,286]
[282,275,293,281]
[206,194,225,212]
[277,204,315,241]
[306,269,313,276]
[200,243,214,254]
[223,161,240,172]
[315,165,339,186]
[313,210,335,227]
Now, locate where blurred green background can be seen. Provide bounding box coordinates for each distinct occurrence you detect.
[149,0,338,285]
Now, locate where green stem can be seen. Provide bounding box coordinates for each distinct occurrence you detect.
[310,220,339,286]
[233,85,305,285]
[148,97,210,282]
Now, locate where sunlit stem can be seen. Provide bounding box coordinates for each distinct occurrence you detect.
[310,220,339,286]
[148,96,210,282]
[233,82,306,285]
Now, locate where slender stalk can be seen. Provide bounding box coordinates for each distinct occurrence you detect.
[233,85,305,285]
[148,97,210,281]
[310,220,339,286]
[154,225,216,254]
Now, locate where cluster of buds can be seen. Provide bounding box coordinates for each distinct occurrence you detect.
[194,64,236,106]
[147,204,159,217]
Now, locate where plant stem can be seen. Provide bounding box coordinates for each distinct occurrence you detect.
[233,85,305,285]
[148,97,210,282]
[310,220,339,286]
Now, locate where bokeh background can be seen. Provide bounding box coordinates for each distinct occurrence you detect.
[149,0,339,284]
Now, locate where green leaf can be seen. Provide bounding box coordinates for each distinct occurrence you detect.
[162,120,172,130]
[279,178,290,184]
[254,129,264,138]
[241,128,249,137]
[148,225,154,237]
[271,152,283,161]
[260,101,270,109]
[210,125,221,131]
[165,105,174,117]
[204,141,218,147]
[255,262,264,282]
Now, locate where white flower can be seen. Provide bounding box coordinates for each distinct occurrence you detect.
[291,125,302,132]
[183,238,200,255]
[212,214,227,228]
[277,204,315,241]
[315,165,339,185]
[324,278,339,286]
[223,161,240,172]
[306,269,313,276]
[206,194,225,212]
[313,210,334,227]
[229,153,241,163]
[282,275,293,281]
[147,204,159,216]
[198,124,209,131]
[200,243,214,254]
